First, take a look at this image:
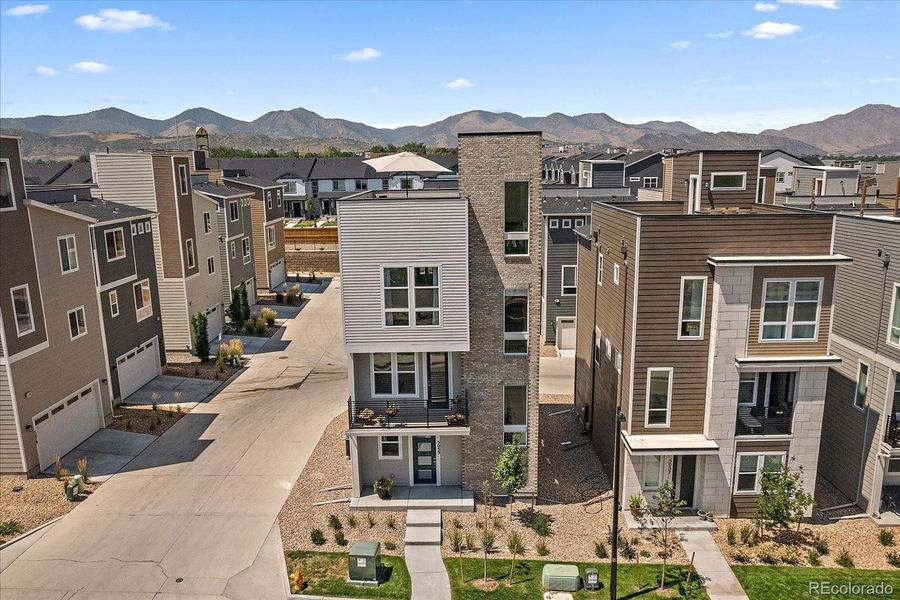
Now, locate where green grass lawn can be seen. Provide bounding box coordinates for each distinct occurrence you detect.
[286,550,411,599]
[444,556,707,600]
[732,565,900,600]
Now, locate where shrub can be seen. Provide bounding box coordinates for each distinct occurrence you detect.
[275,291,284,303]
[465,531,476,552]
[76,457,90,484]
[449,528,464,553]
[812,534,830,555]
[726,526,736,546]
[480,528,496,554]
[255,316,267,335]
[759,549,778,565]
[327,514,342,530]
[621,540,637,561]
[384,514,396,529]
[886,551,900,568]
[595,541,609,559]
[345,514,357,528]
[836,548,855,568]
[286,289,296,304]
[739,524,753,545]
[732,549,750,563]
[310,529,325,545]
[878,529,895,546]
[451,517,462,529]
[384,541,396,551]
[243,318,256,335]
[781,547,801,565]
[0,520,23,536]
[807,550,821,566]
[261,307,277,327]
[475,519,483,530]
[536,540,550,556]
[365,512,375,528]
[334,530,347,546]
[492,516,504,530]
[191,313,210,361]
[531,512,551,537]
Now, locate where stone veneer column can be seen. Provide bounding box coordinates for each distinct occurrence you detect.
[791,366,827,517]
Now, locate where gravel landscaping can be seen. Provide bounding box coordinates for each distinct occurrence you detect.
[165,352,241,382]
[0,474,100,543]
[106,403,187,436]
[278,413,407,556]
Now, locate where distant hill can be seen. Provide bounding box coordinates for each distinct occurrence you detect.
[3,103,898,158]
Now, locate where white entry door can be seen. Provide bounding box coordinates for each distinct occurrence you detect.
[117,338,161,400]
[34,382,103,470]
[556,318,576,350]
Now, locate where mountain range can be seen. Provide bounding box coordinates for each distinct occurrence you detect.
[2,103,898,159]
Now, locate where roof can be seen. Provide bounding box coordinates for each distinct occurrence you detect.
[542,196,593,215]
[667,149,761,157]
[623,151,661,167]
[308,157,376,180]
[795,165,859,172]
[457,130,541,137]
[222,176,283,189]
[761,149,814,165]
[192,181,253,198]
[573,224,592,240]
[622,433,719,456]
[23,160,94,185]
[208,157,317,182]
[26,193,153,223]
[422,154,459,172]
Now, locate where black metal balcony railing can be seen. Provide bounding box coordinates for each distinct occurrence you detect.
[347,392,469,430]
[885,413,900,447]
[735,404,793,436]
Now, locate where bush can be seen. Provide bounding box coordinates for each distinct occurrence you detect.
[621,540,636,561]
[739,524,753,545]
[255,316,267,335]
[449,529,463,553]
[261,307,277,327]
[384,514,396,529]
[365,512,375,528]
[334,530,347,546]
[0,520,23,536]
[492,515,504,530]
[531,512,551,537]
[759,549,778,565]
[310,529,325,545]
[451,517,462,528]
[726,526,736,546]
[878,529,895,546]
[732,549,751,563]
[384,541,396,551]
[345,514,357,528]
[781,547,801,565]
[191,313,210,361]
[327,514,342,530]
[595,541,609,559]
[536,540,550,556]
[243,318,256,335]
[836,548,855,568]
[465,531,476,551]
[886,551,900,568]
[275,291,284,303]
[807,549,821,566]
[812,534,830,555]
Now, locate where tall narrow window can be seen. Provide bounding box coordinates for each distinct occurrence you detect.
[266,225,276,249]
[10,284,34,336]
[105,228,126,261]
[738,372,757,405]
[266,191,272,209]
[203,212,211,233]
[383,267,410,327]
[646,368,672,427]
[597,254,604,286]
[134,279,153,321]
[761,279,821,341]
[58,235,78,273]
[503,181,529,255]
[371,353,417,396]
[613,264,620,285]
[504,290,528,354]
[413,267,440,326]
[185,239,195,269]
[854,362,869,410]
[678,276,707,339]
[0,159,14,209]
[503,385,527,446]
[229,200,239,221]
[561,265,577,296]
[109,290,119,317]
[889,284,900,348]
[642,455,661,490]
[242,238,251,264]
[230,241,236,259]
[67,306,87,340]
[178,164,189,195]
[207,256,215,274]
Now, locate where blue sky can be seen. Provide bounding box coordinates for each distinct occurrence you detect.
[1,1,898,132]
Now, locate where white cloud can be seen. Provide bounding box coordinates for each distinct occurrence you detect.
[742,21,801,39]
[868,77,897,84]
[3,4,49,16]
[33,66,57,76]
[670,40,691,49]
[754,3,779,12]
[708,31,733,38]
[443,77,474,89]
[69,61,112,74]
[340,48,381,62]
[779,0,839,8]
[75,9,171,32]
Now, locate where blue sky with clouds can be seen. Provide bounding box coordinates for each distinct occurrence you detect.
[1,1,897,132]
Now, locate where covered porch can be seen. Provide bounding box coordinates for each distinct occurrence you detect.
[349,485,475,512]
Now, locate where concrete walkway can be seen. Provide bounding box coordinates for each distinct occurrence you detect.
[404,509,450,600]
[679,530,748,600]
[539,356,575,395]
[0,279,348,599]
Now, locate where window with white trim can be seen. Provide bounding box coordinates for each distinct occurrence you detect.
[775,172,785,183]
[761,279,821,341]
[413,267,440,326]
[562,218,571,228]
[383,267,409,327]
[504,290,528,354]
[613,263,620,285]
[378,436,402,459]
[203,211,211,233]
[642,455,661,490]
[333,179,346,192]
[138,221,145,234]
[230,241,236,259]
[58,235,78,273]
[266,191,272,209]
[134,279,153,321]
[67,306,87,340]
[549,219,558,229]
[642,177,659,188]
[178,164,189,195]
[738,372,757,405]
[185,238,196,269]
[503,385,527,446]
[854,362,869,410]
[242,237,251,264]
[629,176,641,182]
[710,172,746,191]
[207,256,215,275]
[605,338,611,359]
[10,284,34,336]
[146,220,152,233]
[109,290,119,317]
[597,254,604,286]
[0,158,14,209]
[594,327,602,365]
[382,266,441,327]
[646,367,673,427]
[229,200,239,221]
[355,179,367,191]
[105,228,126,261]
[277,189,282,206]
[615,351,622,372]
[266,225,276,249]
[503,181,529,255]
[735,453,784,493]
[371,352,417,396]
[678,276,707,339]
[561,265,577,295]
[131,223,137,235]
[574,218,584,227]
[888,283,900,347]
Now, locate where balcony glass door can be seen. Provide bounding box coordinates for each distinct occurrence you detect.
[413,436,437,484]
[427,352,449,409]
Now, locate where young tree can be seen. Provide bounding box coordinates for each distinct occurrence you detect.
[448,528,464,582]
[493,434,527,519]
[228,285,243,325]
[304,198,314,219]
[480,526,496,583]
[191,313,210,362]
[238,281,250,323]
[636,480,686,590]
[506,529,524,585]
[755,459,813,541]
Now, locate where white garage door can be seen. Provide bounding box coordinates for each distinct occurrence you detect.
[206,304,223,342]
[34,382,103,470]
[117,338,161,400]
[245,278,257,307]
[556,318,576,350]
[269,259,286,289]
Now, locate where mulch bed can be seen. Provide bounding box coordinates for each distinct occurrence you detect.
[106,404,187,436]
[164,352,240,382]
[0,474,101,543]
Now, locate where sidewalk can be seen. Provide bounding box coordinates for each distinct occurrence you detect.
[405,545,451,600]
[680,530,748,600]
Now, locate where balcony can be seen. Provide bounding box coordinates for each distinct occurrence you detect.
[885,413,900,448]
[735,404,793,436]
[348,392,469,430]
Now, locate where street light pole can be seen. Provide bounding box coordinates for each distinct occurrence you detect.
[610,407,625,599]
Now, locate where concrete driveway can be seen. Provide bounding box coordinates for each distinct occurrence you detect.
[42,429,157,482]
[124,374,222,405]
[0,279,348,599]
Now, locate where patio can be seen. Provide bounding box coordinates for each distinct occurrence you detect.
[350,486,475,512]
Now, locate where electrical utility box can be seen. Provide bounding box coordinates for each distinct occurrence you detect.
[348,541,380,583]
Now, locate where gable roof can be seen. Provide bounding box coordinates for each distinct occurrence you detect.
[23,160,94,185]
[223,176,283,190]
[192,181,253,198]
[308,157,377,180]
[762,149,814,165]
[207,157,317,182]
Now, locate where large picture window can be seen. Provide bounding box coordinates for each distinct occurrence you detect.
[503,181,529,255]
[710,172,747,191]
[761,279,822,341]
[413,267,440,326]
[383,266,440,327]
[371,352,417,397]
[503,385,527,446]
[678,276,707,339]
[383,267,409,327]
[735,453,784,493]
[504,290,528,354]
[646,368,673,427]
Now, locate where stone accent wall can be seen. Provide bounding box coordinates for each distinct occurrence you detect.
[458,132,543,493]
[286,250,339,274]
[791,366,827,517]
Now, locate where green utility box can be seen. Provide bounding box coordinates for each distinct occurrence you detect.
[542,563,581,592]
[348,541,380,584]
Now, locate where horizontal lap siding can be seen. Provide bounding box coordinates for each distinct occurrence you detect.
[158,279,189,350]
[339,197,469,352]
[591,163,625,188]
[545,225,580,343]
[152,156,186,279]
[731,440,792,517]
[701,152,760,209]
[666,155,699,202]
[0,367,23,472]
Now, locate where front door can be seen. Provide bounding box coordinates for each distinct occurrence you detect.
[756,177,765,203]
[672,455,697,508]
[413,436,437,484]
[427,353,449,408]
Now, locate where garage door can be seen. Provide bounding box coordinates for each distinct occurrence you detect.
[117,338,161,400]
[34,382,103,470]
[206,304,223,342]
[245,278,257,307]
[556,318,576,350]
[269,259,286,289]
